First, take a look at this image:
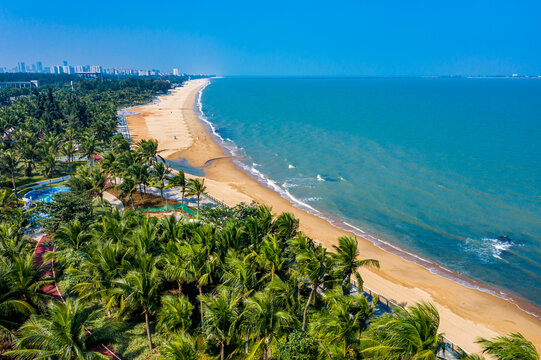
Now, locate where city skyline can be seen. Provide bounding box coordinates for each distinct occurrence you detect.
[1,59,184,77]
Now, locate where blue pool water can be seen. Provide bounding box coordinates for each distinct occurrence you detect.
[198,77,541,311]
[26,185,70,203]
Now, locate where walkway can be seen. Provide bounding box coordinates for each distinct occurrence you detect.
[103,191,124,211]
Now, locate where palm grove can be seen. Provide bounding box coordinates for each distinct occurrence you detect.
[0,78,539,360]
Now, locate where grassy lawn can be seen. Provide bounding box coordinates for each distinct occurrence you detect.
[110,319,171,360]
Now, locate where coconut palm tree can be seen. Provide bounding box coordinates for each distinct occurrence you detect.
[69,240,128,316]
[62,139,76,171]
[114,252,162,351]
[361,302,444,360]
[242,290,294,359]
[296,243,333,332]
[40,152,57,179]
[136,139,163,166]
[0,189,18,217]
[199,287,242,360]
[254,234,287,282]
[274,212,299,241]
[157,294,194,333]
[6,299,121,360]
[17,140,39,177]
[221,252,258,299]
[80,132,98,167]
[53,220,92,251]
[166,171,186,204]
[0,149,21,199]
[88,168,109,201]
[129,163,151,198]
[159,332,196,360]
[331,236,380,294]
[2,253,51,310]
[0,291,34,342]
[151,162,171,198]
[186,178,207,211]
[116,177,137,210]
[181,241,217,328]
[311,289,377,359]
[476,333,539,360]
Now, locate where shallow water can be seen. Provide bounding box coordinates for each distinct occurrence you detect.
[200,77,541,308]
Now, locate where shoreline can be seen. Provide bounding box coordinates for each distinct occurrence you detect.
[126,78,541,354]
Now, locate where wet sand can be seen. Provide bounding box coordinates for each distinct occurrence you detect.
[127,78,541,354]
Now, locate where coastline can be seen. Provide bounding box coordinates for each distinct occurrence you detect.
[126,78,541,354]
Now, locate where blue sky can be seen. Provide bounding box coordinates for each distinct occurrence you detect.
[1,0,539,76]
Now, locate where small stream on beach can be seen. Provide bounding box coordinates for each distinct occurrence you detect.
[197,77,541,312]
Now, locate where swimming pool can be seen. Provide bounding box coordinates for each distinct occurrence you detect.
[24,185,70,204]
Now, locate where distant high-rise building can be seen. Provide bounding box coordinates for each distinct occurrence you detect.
[36,61,43,72]
[63,60,68,66]
[63,65,73,74]
[51,65,63,74]
[0,67,4,73]
[90,65,102,73]
[75,65,84,73]
[17,62,26,73]
[173,68,180,76]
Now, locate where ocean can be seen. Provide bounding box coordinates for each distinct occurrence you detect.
[196,77,541,311]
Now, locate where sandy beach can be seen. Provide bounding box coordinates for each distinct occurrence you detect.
[127,78,541,354]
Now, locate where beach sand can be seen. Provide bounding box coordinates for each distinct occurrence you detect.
[127,78,541,354]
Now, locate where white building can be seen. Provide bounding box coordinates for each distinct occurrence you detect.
[173,68,180,76]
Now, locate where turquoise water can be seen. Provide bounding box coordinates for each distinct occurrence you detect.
[198,77,541,310]
[26,185,70,203]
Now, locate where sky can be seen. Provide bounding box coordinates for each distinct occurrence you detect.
[1,0,540,76]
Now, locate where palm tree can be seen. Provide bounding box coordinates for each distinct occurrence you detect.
[159,332,196,360]
[151,162,171,198]
[114,252,162,351]
[274,212,299,241]
[88,168,109,201]
[186,178,207,211]
[255,234,286,282]
[0,189,18,216]
[310,289,377,359]
[181,241,217,328]
[80,133,97,168]
[129,163,150,198]
[222,253,258,299]
[116,177,137,210]
[166,171,186,204]
[40,152,57,179]
[242,290,293,359]
[136,139,162,166]
[331,236,380,294]
[17,141,39,177]
[3,253,51,310]
[476,333,539,360]
[296,243,333,332]
[157,294,194,333]
[0,149,21,199]
[69,240,128,316]
[0,292,34,342]
[199,287,242,360]
[53,220,92,251]
[62,139,76,171]
[6,299,121,360]
[361,302,444,360]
